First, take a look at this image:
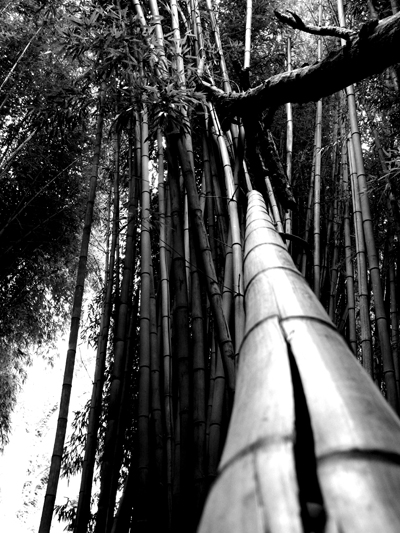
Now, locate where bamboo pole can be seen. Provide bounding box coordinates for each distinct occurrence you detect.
[190,234,207,520]
[313,0,323,298]
[348,136,373,373]
[285,36,293,238]
[137,106,151,527]
[175,135,235,393]
[199,190,400,532]
[337,0,398,411]
[38,82,105,533]
[157,129,174,526]
[341,130,357,354]
[210,106,245,363]
[74,172,118,533]
[243,0,252,70]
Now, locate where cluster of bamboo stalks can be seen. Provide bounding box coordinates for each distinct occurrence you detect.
[36,0,400,532]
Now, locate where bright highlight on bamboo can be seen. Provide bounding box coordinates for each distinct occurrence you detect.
[199,190,400,533]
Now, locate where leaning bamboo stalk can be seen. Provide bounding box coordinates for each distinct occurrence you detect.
[337,0,398,411]
[200,192,303,533]
[200,190,400,533]
[210,106,245,362]
[38,82,105,533]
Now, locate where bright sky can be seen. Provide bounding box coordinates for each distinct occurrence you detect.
[0,335,95,532]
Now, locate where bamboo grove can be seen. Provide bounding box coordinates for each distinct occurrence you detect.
[3,0,400,531]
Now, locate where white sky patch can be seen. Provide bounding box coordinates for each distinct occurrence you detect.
[0,334,95,532]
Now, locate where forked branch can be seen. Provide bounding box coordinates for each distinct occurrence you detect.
[274,9,355,41]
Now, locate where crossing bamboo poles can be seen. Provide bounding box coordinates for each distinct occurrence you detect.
[38,81,106,533]
[337,0,398,410]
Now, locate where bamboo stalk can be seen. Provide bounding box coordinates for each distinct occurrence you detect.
[137,106,152,526]
[38,82,105,533]
[285,36,293,238]
[210,106,245,363]
[200,190,400,532]
[337,0,398,410]
[190,233,207,520]
[74,172,118,533]
[341,130,357,354]
[175,135,235,392]
[157,129,174,526]
[313,2,323,298]
[348,136,373,373]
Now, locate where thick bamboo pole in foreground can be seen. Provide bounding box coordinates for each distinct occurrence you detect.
[199,190,400,533]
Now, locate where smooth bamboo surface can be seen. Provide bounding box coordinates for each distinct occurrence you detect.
[198,190,400,533]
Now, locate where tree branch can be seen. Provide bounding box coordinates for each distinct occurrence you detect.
[203,12,400,122]
[274,9,355,41]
